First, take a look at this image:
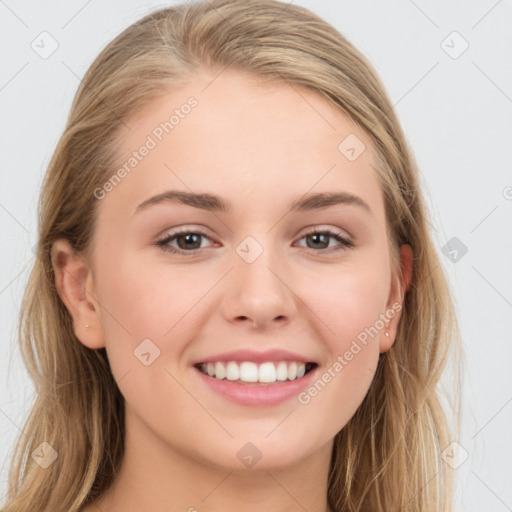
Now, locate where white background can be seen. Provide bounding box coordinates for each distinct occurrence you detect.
[1,1,511,509]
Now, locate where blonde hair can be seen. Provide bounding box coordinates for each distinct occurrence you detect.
[1,1,461,510]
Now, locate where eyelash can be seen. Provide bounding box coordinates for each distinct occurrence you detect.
[156,227,355,256]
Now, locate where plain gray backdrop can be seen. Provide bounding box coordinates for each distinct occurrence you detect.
[1,1,511,510]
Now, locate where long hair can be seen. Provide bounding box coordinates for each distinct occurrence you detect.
[1,1,461,510]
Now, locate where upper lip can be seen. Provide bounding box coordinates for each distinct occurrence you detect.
[193,349,316,365]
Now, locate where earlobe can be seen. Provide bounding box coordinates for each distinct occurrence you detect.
[51,239,105,349]
[379,244,413,353]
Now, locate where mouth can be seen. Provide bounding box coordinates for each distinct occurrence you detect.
[193,360,318,386]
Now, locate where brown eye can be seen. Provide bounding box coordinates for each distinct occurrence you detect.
[156,230,214,255]
[174,233,203,250]
[305,232,330,249]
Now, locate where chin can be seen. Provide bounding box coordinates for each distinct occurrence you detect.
[195,432,324,472]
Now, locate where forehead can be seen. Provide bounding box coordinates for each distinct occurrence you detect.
[100,68,384,222]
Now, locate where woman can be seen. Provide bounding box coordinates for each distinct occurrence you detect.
[1,0,460,510]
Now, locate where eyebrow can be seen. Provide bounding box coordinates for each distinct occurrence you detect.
[134,190,372,216]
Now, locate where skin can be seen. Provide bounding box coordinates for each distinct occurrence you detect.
[52,68,412,512]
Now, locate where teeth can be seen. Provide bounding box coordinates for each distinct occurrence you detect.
[198,361,311,383]
[226,361,239,381]
[288,362,297,380]
[214,362,226,380]
[240,361,259,382]
[259,362,276,383]
[276,361,288,381]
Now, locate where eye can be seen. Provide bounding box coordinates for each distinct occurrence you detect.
[295,227,354,253]
[156,226,354,256]
[156,229,215,255]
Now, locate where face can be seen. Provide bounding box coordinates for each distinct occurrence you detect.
[56,68,411,471]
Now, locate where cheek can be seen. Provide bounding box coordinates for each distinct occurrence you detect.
[92,254,197,426]
[302,256,390,350]
[92,247,228,402]
[92,248,188,385]
[94,246,194,342]
[293,255,388,413]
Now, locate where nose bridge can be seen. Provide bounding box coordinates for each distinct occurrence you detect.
[235,233,287,298]
[221,233,297,327]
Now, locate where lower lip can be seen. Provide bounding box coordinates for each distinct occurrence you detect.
[193,366,318,406]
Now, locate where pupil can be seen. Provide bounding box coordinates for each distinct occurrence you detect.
[309,233,328,249]
[178,233,200,249]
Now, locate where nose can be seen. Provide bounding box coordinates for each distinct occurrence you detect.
[219,244,297,330]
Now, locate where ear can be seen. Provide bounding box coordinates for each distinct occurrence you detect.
[379,244,413,353]
[51,239,105,349]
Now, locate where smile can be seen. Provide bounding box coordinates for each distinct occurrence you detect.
[195,361,317,384]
